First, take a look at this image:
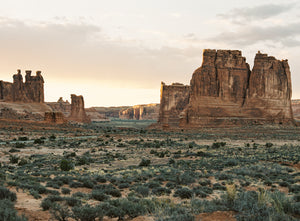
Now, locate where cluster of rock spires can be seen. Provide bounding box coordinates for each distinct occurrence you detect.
[156,49,294,129]
[0,70,90,124]
[0,69,44,103]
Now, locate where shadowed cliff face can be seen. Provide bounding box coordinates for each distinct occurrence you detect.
[157,49,294,129]
[68,94,91,123]
[0,70,44,103]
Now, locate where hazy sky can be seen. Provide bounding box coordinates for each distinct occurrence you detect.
[0,0,299,107]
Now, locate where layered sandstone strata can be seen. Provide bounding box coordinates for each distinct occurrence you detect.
[0,70,44,103]
[157,49,294,128]
[158,82,190,128]
[119,103,159,120]
[46,97,71,116]
[44,112,67,124]
[68,94,91,123]
[292,100,300,120]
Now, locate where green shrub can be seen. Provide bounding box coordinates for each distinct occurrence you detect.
[174,188,193,199]
[34,139,44,144]
[9,155,19,164]
[0,199,28,221]
[60,159,74,171]
[50,204,71,221]
[91,190,109,201]
[0,186,17,201]
[139,158,151,167]
[61,187,71,195]
[72,204,103,221]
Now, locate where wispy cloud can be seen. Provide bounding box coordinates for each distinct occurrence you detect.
[208,22,300,47]
[218,3,296,23]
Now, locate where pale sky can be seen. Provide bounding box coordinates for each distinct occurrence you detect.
[0,0,299,107]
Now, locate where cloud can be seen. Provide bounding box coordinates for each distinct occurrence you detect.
[0,17,202,91]
[208,22,300,47]
[218,3,296,23]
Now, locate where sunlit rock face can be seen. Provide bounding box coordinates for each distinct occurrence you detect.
[158,82,190,129]
[68,94,91,123]
[156,49,294,129]
[119,103,159,120]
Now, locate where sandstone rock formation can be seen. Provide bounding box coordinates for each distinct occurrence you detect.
[157,49,294,129]
[85,107,109,122]
[0,70,44,103]
[68,94,91,123]
[44,112,67,124]
[119,103,159,120]
[292,100,300,120]
[46,97,71,116]
[158,83,190,128]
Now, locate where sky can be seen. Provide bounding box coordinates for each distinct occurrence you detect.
[0,0,299,107]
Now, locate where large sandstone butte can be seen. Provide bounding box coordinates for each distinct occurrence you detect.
[292,100,300,120]
[157,49,294,129]
[0,69,44,103]
[119,103,159,120]
[68,94,91,123]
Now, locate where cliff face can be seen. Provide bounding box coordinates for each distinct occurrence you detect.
[158,82,190,128]
[119,103,159,120]
[292,100,300,120]
[68,94,91,123]
[157,49,294,129]
[0,70,44,103]
[244,52,293,123]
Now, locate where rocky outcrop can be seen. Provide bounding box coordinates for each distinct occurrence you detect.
[157,49,294,129]
[68,94,91,123]
[44,112,67,124]
[292,100,300,120]
[119,103,159,120]
[158,83,190,128]
[85,107,109,122]
[0,70,44,103]
[46,97,71,116]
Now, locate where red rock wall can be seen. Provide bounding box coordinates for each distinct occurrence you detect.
[157,49,294,129]
[68,94,91,123]
[158,82,190,128]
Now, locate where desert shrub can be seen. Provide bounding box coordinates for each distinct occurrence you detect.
[41,199,53,211]
[174,188,193,199]
[211,142,226,149]
[18,158,28,166]
[29,189,41,199]
[65,197,81,207]
[15,142,26,149]
[177,171,195,185]
[152,187,171,196]
[94,175,107,183]
[9,155,19,164]
[118,182,130,189]
[72,192,87,198]
[139,158,151,167]
[135,186,149,197]
[212,183,226,190]
[0,199,28,221]
[289,184,300,193]
[9,148,20,153]
[60,159,74,171]
[72,204,103,221]
[145,181,161,189]
[199,179,211,186]
[193,186,213,198]
[49,135,56,140]
[34,138,44,144]
[50,204,71,221]
[0,186,17,201]
[69,181,83,188]
[61,187,71,195]
[265,142,273,148]
[91,190,110,201]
